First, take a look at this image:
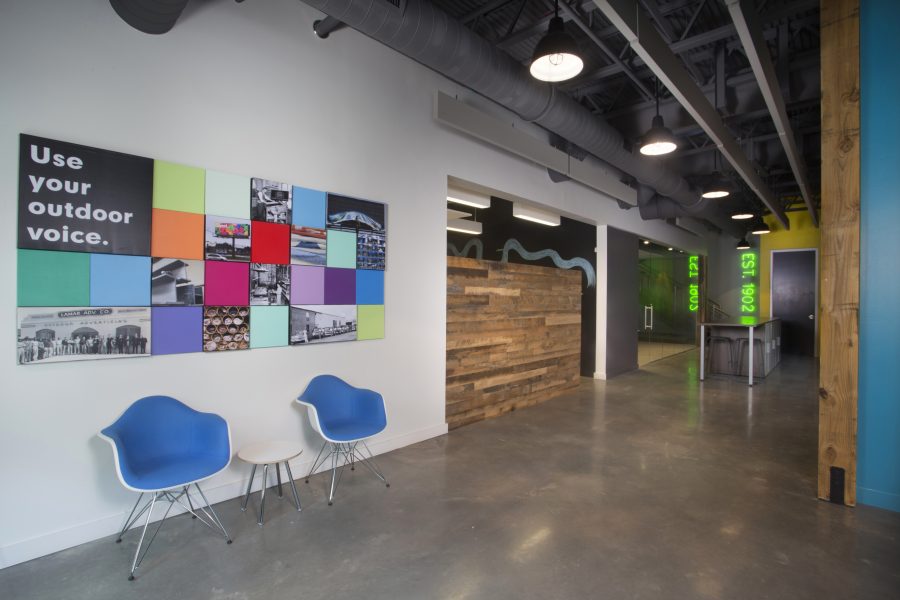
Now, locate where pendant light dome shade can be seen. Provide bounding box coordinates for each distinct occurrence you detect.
[530,17,583,82]
[701,172,731,198]
[640,115,678,155]
[751,220,771,235]
[736,237,751,250]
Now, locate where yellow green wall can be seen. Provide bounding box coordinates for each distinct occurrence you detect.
[759,210,820,320]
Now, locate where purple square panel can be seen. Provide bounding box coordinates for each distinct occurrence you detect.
[324,267,355,305]
[152,307,202,355]
[291,265,325,304]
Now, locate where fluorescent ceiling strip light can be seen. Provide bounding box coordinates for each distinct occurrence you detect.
[447,187,491,209]
[512,202,561,226]
[446,218,482,235]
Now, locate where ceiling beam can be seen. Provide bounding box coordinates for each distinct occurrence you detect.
[726,0,818,225]
[595,0,790,228]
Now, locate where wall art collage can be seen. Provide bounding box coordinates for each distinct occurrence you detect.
[16,134,386,365]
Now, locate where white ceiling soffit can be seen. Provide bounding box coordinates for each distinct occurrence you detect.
[447,208,473,220]
[594,0,790,229]
[725,0,818,226]
[434,91,637,206]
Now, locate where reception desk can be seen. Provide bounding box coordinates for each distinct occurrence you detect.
[700,318,781,386]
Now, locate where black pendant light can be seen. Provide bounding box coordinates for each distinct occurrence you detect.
[640,78,678,156]
[530,0,584,83]
[701,152,731,198]
[735,237,751,250]
[751,219,771,235]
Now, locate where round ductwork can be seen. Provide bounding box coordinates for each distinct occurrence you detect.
[110,0,189,34]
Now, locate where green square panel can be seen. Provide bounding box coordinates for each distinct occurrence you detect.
[18,249,90,306]
[357,304,384,340]
[153,160,205,214]
[205,170,250,219]
[326,230,357,268]
[250,306,288,348]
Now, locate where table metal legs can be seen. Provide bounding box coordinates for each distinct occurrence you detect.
[241,461,302,526]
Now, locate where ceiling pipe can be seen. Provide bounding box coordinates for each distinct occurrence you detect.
[725,0,818,226]
[294,0,716,219]
[109,0,189,34]
[313,15,345,38]
[595,0,790,230]
[636,185,745,238]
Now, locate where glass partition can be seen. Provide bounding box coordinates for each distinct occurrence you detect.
[638,245,697,366]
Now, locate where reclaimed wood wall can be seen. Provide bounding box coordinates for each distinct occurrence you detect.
[446,256,582,429]
[818,0,859,505]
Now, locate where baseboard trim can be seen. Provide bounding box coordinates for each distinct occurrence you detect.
[857,485,900,513]
[0,422,448,570]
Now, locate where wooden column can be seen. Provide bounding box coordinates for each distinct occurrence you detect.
[818,0,859,505]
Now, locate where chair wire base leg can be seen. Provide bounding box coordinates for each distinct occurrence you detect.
[192,483,231,543]
[305,441,328,483]
[117,493,147,543]
[128,492,157,580]
[355,441,390,487]
[185,486,197,518]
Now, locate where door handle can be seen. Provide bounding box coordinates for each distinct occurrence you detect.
[808,315,814,320]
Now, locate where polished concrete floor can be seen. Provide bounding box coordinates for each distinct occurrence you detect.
[3,352,899,600]
[637,341,696,366]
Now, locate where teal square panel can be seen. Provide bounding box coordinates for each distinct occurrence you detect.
[356,269,384,304]
[292,186,327,228]
[90,254,151,306]
[326,230,356,268]
[18,249,90,306]
[250,306,288,348]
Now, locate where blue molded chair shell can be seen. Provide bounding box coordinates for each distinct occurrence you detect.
[100,395,232,492]
[297,375,387,443]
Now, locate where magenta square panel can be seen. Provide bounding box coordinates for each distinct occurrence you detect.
[205,261,249,305]
[324,267,355,305]
[291,265,325,304]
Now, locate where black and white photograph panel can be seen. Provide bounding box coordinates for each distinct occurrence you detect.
[250,263,290,306]
[251,178,292,224]
[151,258,205,305]
[326,193,386,233]
[289,304,357,345]
[357,230,386,271]
[205,216,251,262]
[17,307,151,365]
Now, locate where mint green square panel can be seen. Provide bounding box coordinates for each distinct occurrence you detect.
[18,249,90,306]
[153,160,205,214]
[357,305,384,340]
[250,306,288,348]
[326,230,357,268]
[205,170,250,219]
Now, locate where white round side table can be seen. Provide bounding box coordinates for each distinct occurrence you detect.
[237,441,303,525]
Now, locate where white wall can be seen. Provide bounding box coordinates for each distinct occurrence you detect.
[0,0,711,568]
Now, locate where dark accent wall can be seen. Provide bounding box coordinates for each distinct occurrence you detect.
[447,197,596,377]
[605,227,638,377]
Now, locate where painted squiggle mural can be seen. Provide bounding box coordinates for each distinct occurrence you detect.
[500,238,595,288]
[447,239,484,260]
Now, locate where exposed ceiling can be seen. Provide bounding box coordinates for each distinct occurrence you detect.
[430,0,821,223]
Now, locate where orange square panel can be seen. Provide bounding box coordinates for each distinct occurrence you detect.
[151,208,205,260]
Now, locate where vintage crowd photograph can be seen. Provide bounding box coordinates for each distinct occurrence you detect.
[17,307,151,365]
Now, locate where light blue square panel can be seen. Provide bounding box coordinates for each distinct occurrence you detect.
[292,186,327,229]
[356,269,384,305]
[91,254,151,306]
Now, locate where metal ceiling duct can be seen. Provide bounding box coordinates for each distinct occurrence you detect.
[294,0,712,217]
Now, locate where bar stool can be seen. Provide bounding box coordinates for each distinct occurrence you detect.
[736,337,765,377]
[707,335,735,375]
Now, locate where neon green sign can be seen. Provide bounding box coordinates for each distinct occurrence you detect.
[688,255,699,312]
[740,251,757,314]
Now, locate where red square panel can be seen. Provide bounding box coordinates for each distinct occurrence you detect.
[251,221,290,264]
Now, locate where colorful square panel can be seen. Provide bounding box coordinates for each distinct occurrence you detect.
[326,230,356,268]
[205,171,250,219]
[205,261,249,305]
[202,306,250,352]
[250,306,288,348]
[151,258,205,305]
[205,215,251,262]
[152,307,202,355]
[292,186,327,228]
[324,267,355,305]
[151,208,205,260]
[250,221,290,264]
[356,269,384,305]
[250,179,291,224]
[17,249,90,306]
[90,254,151,306]
[290,265,325,304]
[357,305,385,340]
[290,226,326,266]
[153,160,205,214]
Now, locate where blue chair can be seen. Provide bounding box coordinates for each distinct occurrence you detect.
[99,396,232,580]
[297,375,389,505]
